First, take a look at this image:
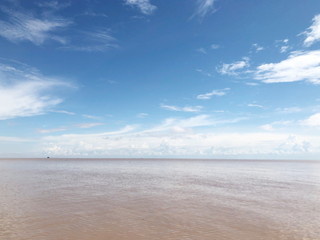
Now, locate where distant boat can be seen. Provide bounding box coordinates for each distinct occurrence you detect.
[47,156,50,159]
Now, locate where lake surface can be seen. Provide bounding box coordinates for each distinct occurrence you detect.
[0,159,320,240]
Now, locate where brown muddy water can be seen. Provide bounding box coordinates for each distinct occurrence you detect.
[0,159,320,240]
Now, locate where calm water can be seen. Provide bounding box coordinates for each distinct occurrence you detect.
[0,159,320,240]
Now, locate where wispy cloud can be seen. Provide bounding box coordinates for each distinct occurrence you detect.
[218,57,250,75]
[160,104,203,112]
[196,69,212,77]
[197,88,230,100]
[76,123,104,129]
[245,82,259,86]
[196,44,220,55]
[142,115,244,135]
[41,118,318,158]
[280,45,289,53]
[0,80,62,120]
[276,107,302,114]
[137,113,149,118]
[82,114,101,120]
[43,125,138,156]
[0,136,32,143]
[0,61,71,120]
[36,1,71,11]
[260,124,274,131]
[248,103,264,108]
[38,128,67,134]
[79,10,108,18]
[275,39,290,53]
[211,44,220,49]
[62,29,118,52]
[193,0,216,18]
[124,0,157,15]
[260,121,292,131]
[196,48,207,54]
[51,110,76,115]
[281,39,289,53]
[147,115,215,132]
[0,3,116,52]
[0,7,70,45]
[255,50,320,84]
[303,14,320,47]
[252,43,264,52]
[301,113,320,127]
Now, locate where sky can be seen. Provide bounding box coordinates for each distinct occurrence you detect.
[1,0,320,159]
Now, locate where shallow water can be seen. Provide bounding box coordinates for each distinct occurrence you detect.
[0,159,320,240]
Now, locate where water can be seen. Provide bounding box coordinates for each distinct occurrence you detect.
[0,159,320,240]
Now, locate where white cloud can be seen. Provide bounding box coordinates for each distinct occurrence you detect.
[276,107,302,114]
[252,43,264,52]
[0,136,32,142]
[211,44,220,49]
[303,14,320,47]
[280,45,289,53]
[0,4,117,52]
[82,114,101,120]
[42,125,138,156]
[255,50,320,84]
[41,125,320,158]
[62,29,118,52]
[80,10,108,18]
[36,1,71,10]
[0,61,71,120]
[248,103,264,108]
[245,82,259,86]
[151,115,214,130]
[38,128,67,134]
[124,0,157,15]
[0,80,62,120]
[107,80,118,84]
[261,124,274,131]
[76,123,104,129]
[196,69,212,77]
[51,110,76,115]
[218,57,250,75]
[276,39,290,53]
[196,48,207,54]
[193,0,216,18]
[196,44,219,55]
[160,104,203,112]
[141,115,243,135]
[30,114,318,158]
[0,7,70,45]
[41,115,248,157]
[301,113,320,127]
[197,88,230,100]
[260,121,292,131]
[137,113,149,118]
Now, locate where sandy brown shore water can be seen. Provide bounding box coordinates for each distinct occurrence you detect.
[0,159,319,240]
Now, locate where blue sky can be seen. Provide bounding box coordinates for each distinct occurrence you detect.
[1,0,320,159]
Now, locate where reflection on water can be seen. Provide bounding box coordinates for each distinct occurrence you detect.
[0,159,320,240]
